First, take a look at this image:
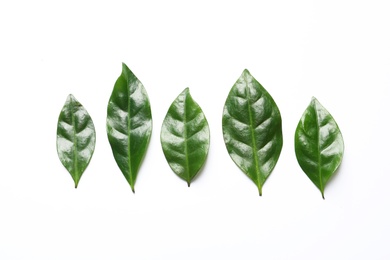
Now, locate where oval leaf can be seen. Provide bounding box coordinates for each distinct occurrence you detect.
[107,63,152,192]
[56,94,96,188]
[222,69,283,196]
[161,88,210,186]
[295,97,344,199]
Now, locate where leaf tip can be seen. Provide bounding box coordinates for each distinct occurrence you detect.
[257,185,262,196]
[321,192,325,200]
[67,94,76,102]
[121,62,131,75]
[73,176,80,189]
[311,96,319,103]
[182,87,190,95]
[187,181,191,187]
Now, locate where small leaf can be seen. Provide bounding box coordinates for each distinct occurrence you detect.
[222,69,283,196]
[56,94,96,188]
[161,88,210,186]
[295,97,344,199]
[107,63,152,192]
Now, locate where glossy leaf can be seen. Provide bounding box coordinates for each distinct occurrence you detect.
[222,69,283,196]
[56,94,96,188]
[161,88,210,186]
[107,63,152,192]
[295,97,344,199]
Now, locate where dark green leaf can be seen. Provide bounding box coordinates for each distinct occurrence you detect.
[107,63,152,192]
[222,69,283,196]
[295,97,344,199]
[161,88,210,186]
[56,94,96,188]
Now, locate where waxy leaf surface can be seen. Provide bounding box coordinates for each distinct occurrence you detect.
[161,88,210,186]
[107,63,152,192]
[295,97,344,198]
[56,94,96,188]
[222,69,283,195]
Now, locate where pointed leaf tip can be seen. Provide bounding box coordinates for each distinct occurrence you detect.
[181,87,190,96]
[67,94,76,103]
[258,186,262,196]
[242,69,251,77]
[311,96,320,106]
[74,177,79,188]
[120,62,133,79]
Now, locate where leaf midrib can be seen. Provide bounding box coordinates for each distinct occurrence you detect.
[127,81,134,191]
[314,103,324,198]
[183,97,190,186]
[244,79,262,194]
[71,101,79,187]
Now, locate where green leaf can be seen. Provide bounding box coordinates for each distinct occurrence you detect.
[161,88,210,186]
[295,97,344,199]
[107,63,152,192]
[222,69,283,196]
[56,94,96,188]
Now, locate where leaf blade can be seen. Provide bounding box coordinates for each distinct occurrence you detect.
[161,88,210,186]
[222,69,283,195]
[107,63,152,192]
[56,94,96,188]
[295,97,344,198]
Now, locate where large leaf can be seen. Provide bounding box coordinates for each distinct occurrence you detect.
[295,97,344,199]
[161,88,210,186]
[222,69,283,196]
[107,63,152,192]
[56,94,96,188]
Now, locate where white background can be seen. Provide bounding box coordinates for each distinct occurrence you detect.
[0,0,389,259]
